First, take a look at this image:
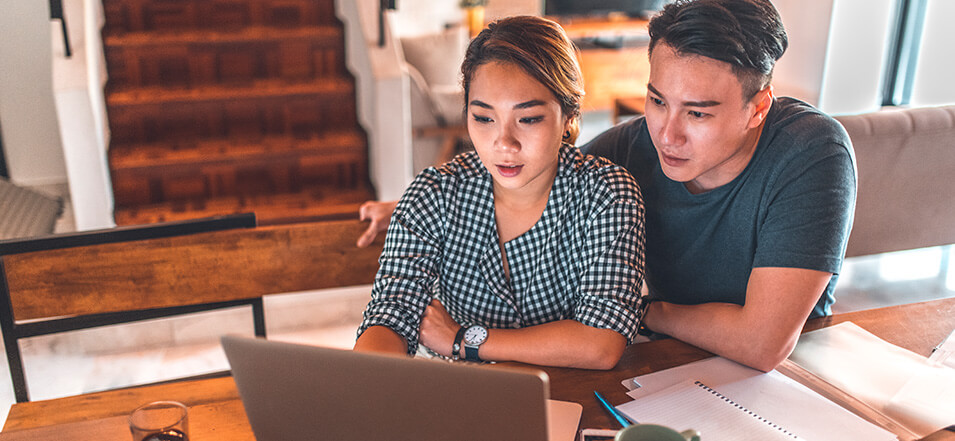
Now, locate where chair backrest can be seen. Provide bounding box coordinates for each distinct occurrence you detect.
[835,105,955,258]
[0,215,384,402]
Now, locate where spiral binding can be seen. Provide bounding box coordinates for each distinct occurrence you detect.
[693,381,800,439]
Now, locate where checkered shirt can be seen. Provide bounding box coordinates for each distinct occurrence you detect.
[358,144,646,355]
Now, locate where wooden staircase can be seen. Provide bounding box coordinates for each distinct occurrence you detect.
[102,0,374,226]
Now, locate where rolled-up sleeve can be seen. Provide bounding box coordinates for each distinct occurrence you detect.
[573,167,646,343]
[357,170,446,354]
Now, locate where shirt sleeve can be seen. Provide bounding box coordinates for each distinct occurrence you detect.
[572,166,647,343]
[754,140,856,274]
[357,169,447,355]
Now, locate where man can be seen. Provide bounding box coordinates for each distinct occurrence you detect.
[357,0,855,372]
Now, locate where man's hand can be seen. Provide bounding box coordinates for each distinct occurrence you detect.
[419,299,461,358]
[356,200,398,248]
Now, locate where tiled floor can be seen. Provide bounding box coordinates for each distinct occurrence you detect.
[2,117,952,428]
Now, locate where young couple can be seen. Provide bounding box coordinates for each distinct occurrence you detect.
[355,0,856,372]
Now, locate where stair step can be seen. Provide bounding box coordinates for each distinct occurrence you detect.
[104,0,338,35]
[110,133,368,207]
[104,26,347,88]
[109,131,365,170]
[107,78,352,106]
[107,79,358,145]
[112,185,375,227]
[105,24,341,47]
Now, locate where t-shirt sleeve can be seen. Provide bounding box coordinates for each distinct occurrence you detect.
[356,168,447,355]
[572,166,647,343]
[753,140,856,274]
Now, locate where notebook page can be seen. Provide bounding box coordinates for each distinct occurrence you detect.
[622,356,898,441]
[617,380,802,441]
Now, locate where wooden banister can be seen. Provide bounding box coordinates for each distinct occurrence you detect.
[3,219,382,321]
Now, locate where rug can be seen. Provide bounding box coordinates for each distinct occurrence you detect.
[0,178,64,240]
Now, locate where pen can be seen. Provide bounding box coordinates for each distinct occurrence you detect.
[593,390,637,428]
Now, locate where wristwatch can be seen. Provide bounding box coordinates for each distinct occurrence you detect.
[451,326,466,360]
[463,325,488,362]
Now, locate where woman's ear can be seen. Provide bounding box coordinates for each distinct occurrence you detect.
[747,85,774,129]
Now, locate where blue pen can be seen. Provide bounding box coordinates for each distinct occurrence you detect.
[593,390,637,428]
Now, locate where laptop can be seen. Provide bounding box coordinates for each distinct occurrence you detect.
[221,335,582,441]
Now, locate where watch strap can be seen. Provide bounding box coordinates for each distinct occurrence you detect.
[464,344,482,362]
[451,326,466,360]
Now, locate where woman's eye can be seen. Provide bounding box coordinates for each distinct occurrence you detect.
[519,116,544,124]
[472,114,492,123]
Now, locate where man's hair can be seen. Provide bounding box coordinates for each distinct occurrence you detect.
[648,0,788,100]
[461,15,584,143]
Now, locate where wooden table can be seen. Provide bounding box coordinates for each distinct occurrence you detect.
[3,298,954,440]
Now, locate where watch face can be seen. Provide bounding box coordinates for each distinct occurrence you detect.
[464,325,488,346]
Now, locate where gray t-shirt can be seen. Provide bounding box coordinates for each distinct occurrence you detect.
[582,97,856,317]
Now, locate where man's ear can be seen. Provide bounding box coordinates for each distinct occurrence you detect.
[747,85,774,129]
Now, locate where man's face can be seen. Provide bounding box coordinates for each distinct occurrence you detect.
[644,43,771,194]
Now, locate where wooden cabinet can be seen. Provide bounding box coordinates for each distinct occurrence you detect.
[557,16,651,112]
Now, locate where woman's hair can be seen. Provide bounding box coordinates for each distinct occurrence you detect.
[648,0,788,100]
[461,15,584,144]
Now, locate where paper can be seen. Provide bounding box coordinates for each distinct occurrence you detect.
[620,356,896,441]
[790,322,955,437]
[928,327,955,369]
[618,380,802,440]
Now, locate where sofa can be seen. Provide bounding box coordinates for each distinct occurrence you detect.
[835,105,955,258]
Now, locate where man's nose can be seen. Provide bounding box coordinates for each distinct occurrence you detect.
[658,114,685,146]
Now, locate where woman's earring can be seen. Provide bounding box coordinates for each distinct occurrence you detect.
[562,130,571,140]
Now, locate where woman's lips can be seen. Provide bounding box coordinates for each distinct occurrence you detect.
[496,164,523,177]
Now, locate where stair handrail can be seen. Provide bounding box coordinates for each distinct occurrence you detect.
[49,0,72,58]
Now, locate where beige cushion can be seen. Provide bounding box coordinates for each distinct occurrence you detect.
[836,105,955,257]
[399,27,468,88]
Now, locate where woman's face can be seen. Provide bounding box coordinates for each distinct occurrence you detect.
[467,61,571,196]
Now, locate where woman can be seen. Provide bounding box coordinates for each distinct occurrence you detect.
[354,16,645,369]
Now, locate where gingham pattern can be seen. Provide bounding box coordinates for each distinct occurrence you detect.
[358,144,646,355]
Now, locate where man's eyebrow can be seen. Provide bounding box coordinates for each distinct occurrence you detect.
[647,83,722,108]
[468,99,546,110]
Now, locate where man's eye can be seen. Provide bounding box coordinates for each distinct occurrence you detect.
[689,111,707,118]
[649,97,664,106]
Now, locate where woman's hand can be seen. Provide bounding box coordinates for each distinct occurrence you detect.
[356,200,398,248]
[419,299,461,358]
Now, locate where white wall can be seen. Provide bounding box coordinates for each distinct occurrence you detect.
[817,0,897,115]
[909,0,955,107]
[771,0,834,105]
[0,1,68,186]
[337,0,415,201]
[53,0,115,230]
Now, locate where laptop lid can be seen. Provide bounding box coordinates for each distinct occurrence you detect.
[221,335,575,441]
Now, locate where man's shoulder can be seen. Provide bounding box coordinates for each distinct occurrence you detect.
[581,116,651,157]
[767,97,851,149]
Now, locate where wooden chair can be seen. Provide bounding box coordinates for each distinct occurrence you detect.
[0,214,383,402]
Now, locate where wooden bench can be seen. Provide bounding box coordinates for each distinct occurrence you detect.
[0,215,383,402]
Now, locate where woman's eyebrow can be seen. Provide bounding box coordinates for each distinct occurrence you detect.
[468,99,547,110]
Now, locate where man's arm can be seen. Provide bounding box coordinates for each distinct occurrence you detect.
[643,266,831,372]
[356,200,398,248]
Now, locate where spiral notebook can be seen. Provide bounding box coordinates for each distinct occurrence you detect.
[616,380,804,441]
